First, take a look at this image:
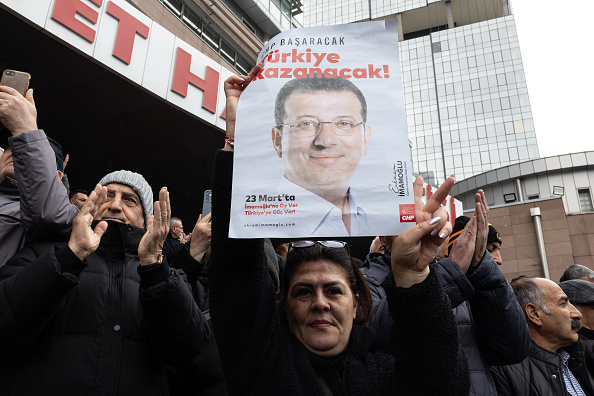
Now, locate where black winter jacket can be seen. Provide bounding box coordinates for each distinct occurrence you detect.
[578,328,594,380]
[0,221,209,395]
[168,246,228,396]
[491,340,594,395]
[208,151,470,395]
[361,250,530,396]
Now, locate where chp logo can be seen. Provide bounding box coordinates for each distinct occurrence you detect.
[399,204,415,222]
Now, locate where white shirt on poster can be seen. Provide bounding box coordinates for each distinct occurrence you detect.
[278,177,369,237]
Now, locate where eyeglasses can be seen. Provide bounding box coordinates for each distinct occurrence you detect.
[288,240,349,253]
[277,120,365,137]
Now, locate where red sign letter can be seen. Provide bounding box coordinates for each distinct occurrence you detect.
[52,0,103,43]
[106,1,150,65]
[171,48,219,114]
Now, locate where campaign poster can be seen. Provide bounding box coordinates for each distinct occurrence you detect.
[229,20,415,238]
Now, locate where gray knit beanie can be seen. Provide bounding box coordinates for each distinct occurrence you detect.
[98,170,153,224]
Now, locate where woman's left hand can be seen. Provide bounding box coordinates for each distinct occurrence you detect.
[391,176,454,287]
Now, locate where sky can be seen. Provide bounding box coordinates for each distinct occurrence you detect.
[511,0,594,158]
[295,2,593,158]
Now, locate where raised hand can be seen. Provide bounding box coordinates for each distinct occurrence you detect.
[68,184,108,261]
[189,212,212,261]
[391,176,454,287]
[449,215,477,274]
[138,187,170,266]
[471,190,489,267]
[0,86,37,136]
[62,154,70,172]
[224,63,263,139]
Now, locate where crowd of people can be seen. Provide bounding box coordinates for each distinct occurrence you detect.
[2,68,594,396]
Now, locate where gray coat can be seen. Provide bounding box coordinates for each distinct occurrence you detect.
[0,130,78,267]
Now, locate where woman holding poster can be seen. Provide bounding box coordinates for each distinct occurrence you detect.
[207,58,470,394]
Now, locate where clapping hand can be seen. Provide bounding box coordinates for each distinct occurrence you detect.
[68,184,108,261]
[471,190,488,267]
[138,187,170,266]
[449,189,489,271]
[189,213,212,261]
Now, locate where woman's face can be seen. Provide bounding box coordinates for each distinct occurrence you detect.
[285,260,357,357]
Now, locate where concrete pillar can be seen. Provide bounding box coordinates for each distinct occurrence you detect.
[500,0,509,16]
[515,179,524,202]
[446,1,454,29]
[531,207,550,279]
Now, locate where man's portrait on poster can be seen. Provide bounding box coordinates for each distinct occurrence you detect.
[270,77,372,236]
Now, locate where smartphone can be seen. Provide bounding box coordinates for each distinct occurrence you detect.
[202,189,212,215]
[0,70,31,96]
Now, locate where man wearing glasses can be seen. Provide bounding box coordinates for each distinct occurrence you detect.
[271,77,372,236]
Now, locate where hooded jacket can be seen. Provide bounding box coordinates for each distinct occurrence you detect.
[0,130,78,267]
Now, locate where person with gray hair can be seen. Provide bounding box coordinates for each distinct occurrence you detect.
[560,279,594,381]
[491,277,594,395]
[560,264,594,283]
[163,216,188,263]
[560,279,594,337]
[0,170,209,395]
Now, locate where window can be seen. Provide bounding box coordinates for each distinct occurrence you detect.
[163,0,182,16]
[281,0,291,18]
[578,189,594,213]
[242,18,256,35]
[182,9,202,34]
[220,41,236,64]
[503,193,516,203]
[528,194,539,200]
[236,57,251,75]
[158,0,255,75]
[202,25,220,51]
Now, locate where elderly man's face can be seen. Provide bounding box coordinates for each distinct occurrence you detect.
[0,147,15,180]
[171,221,183,238]
[94,183,144,228]
[535,278,582,349]
[272,91,371,194]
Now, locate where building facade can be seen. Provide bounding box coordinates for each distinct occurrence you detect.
[451,151,594,215]
[133,0,302,75]
[304,0,539,185]
[452,151,594,282]
[0,0,305,227]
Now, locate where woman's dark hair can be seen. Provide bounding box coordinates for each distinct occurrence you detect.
[278,243,372,326]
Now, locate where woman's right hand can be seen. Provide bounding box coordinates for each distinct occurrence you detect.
[391,176,454,287]
[224,63,263,140]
